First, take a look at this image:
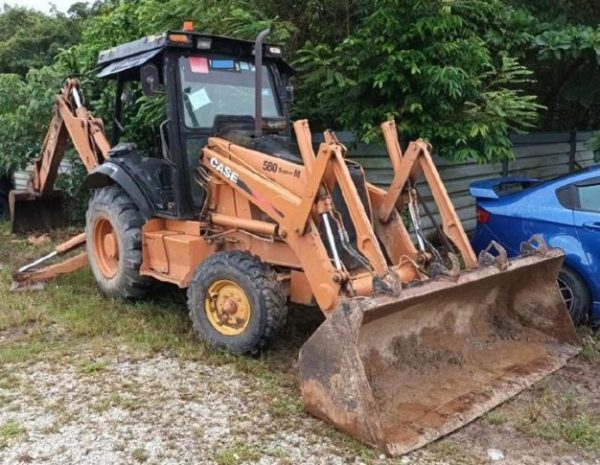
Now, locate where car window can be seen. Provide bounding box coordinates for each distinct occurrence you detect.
[577,183,600,212]
[556,185,575,209]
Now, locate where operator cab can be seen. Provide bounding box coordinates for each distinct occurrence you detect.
[96,23,295,219]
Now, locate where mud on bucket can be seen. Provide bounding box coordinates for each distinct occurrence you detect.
[298,249,580,456]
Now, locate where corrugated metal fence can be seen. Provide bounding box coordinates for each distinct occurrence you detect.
[313,131,597,234]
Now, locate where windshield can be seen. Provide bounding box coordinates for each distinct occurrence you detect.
[179,55,282,129]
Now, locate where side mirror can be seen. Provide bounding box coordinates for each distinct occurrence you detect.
[140,63,162,96]
[120,86,134,106]
[285,84,294,105]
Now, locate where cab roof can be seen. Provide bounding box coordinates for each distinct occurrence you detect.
[96,29,294,79]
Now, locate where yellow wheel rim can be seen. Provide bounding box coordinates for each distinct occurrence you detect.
[205,280,251,336]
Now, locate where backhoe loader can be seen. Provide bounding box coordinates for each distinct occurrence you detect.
[10,24,580,455]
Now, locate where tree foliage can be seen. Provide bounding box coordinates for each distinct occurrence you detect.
[0,0,598,176]
[0,67,66,175]
[0,5,83,76]
[295,0,544,160]
[503,0,600,130]
[0,4,88,174]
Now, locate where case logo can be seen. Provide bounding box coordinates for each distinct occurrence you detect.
[210,157,239,183]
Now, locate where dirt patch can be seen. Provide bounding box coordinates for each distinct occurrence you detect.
[390,334,466,371]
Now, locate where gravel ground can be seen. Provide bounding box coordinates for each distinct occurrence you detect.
[0,355,401,465]
[1,350,599,464]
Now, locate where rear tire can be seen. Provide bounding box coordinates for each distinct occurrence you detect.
[86,185,152,299]
[557,266,590,325]
[187,251,287,354]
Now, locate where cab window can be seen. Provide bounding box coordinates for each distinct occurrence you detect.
[179,55,281,129]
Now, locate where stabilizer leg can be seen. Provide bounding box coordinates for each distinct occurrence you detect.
[12,233,87,290]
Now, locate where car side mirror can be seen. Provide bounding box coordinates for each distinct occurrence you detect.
[141,63,162,96]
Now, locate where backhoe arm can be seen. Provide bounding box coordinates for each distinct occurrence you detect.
[11,79,111,287]
[10,78,111,233]
[32,78,110,195]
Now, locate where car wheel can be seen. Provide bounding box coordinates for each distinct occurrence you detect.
[557,266,590,325]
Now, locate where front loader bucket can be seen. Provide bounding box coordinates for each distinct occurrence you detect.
[9,190,65,233]
[299,249,580,456]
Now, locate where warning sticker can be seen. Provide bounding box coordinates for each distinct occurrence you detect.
[189,56,209,74]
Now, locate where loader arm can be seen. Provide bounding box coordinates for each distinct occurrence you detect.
[203,126,426,311]
[377,120,477,268]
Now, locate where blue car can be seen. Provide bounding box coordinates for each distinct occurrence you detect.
[470,166,600,325]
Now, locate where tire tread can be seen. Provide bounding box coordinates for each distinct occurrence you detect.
[187,251,287,354]
[86,185,152,299]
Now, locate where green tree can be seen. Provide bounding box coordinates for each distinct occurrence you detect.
[499,0,600,130]
[1,0,599,178]
[294,0,542,161]
[0,5,82,76]
[0,66,66,174]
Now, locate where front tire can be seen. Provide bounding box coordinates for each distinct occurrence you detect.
[187,251,287,354]
[557,266,590,325]
[86,185,152,299]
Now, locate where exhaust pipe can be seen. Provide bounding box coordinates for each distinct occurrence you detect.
[254,28,270,137]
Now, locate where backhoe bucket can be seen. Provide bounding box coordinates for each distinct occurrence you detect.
[299,249,580,456]
[9,190,65,233]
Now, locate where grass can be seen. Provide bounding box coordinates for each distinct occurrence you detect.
[0,419,27,448]
[579,331,600,363]
[2,222,600,463]
[539,414,600,450]
[0,223,324,449]
[0,373,20,390]
[0,234,214,365]
[512,373,600,454]
[427,441,479,465]
[43,400,75,433]
[230,355,304,419]
[78,360,109,375]
[0,222,193,348]
[266,447,291,464]
[0,220,309,393]
[131,447,149,463]
[91,392,145,413]
[0,340,55,365]
[485,411,508,426]
[213,442,261,465]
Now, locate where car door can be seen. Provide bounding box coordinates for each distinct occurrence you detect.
[572,177,600,280]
